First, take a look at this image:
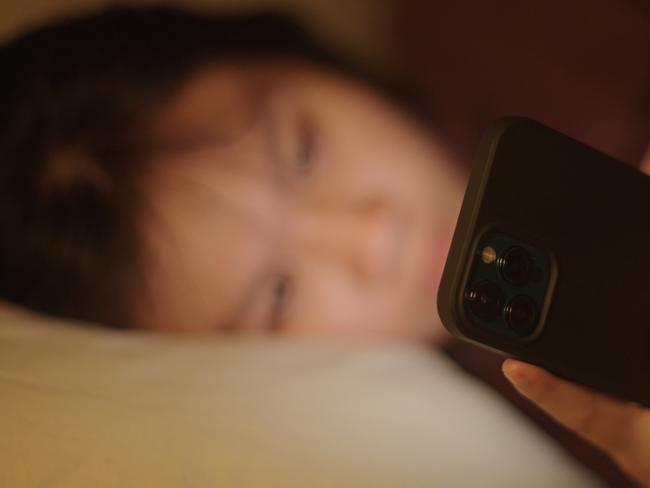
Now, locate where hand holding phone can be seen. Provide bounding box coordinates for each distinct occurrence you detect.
[503,359,650,486]
[437,118,650,407]
[494,148,650,486]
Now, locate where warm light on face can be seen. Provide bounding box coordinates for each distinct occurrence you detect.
[137,63,465,341]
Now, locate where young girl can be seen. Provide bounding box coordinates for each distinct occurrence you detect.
[0,6,647,485]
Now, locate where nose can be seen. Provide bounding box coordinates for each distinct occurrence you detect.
[291,197,402,282]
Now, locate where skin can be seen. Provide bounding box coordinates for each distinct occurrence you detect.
[134,62,466,341]
[130,61,650,482]
[503,360,650,486]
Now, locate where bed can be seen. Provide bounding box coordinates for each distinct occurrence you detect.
[0,302,599,486]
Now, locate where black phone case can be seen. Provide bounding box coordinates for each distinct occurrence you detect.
[438,117,650,406]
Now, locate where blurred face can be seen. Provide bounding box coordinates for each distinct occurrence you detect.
[135,62,465,341]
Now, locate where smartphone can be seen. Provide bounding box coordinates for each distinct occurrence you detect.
[437,117,650,406]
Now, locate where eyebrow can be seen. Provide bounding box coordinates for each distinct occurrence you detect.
[147,112,257,156]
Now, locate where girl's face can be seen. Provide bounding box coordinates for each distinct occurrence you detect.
[135,62,465,341]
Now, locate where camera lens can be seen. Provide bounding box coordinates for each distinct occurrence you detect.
[464,280,504,320]
[504,295,538,334]
[498,246,534,285]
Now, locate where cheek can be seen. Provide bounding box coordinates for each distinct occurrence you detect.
[281,263,418,338]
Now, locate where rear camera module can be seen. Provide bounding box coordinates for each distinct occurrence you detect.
[465,231,551,338]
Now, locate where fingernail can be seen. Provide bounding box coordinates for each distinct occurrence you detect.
[502,360,530,390]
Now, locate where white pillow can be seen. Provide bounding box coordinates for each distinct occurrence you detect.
[0,303,599,487]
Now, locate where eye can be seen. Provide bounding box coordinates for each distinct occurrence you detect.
[295,115,317,175]
[270,275,292,330]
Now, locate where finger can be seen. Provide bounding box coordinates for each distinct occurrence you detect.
[502,359,645,460]
[640,143,650,175]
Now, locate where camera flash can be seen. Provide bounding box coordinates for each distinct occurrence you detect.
[481,246,497,264]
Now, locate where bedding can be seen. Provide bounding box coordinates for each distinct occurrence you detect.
[0,302,600,487]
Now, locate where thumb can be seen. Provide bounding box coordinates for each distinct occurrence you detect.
[502,358,650,485]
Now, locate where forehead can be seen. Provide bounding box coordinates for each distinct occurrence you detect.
[144,64,265,152]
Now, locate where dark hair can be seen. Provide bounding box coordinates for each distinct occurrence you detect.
[0,6,372,327]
